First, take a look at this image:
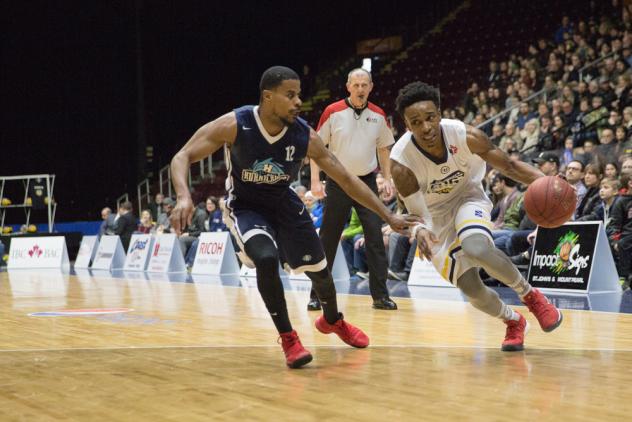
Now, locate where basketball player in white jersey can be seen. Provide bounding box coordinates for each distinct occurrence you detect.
[390,82,563,351]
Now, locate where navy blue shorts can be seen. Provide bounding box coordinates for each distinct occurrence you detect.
[224,190,326,273]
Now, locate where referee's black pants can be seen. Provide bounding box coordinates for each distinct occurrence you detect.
[310,173,389,301]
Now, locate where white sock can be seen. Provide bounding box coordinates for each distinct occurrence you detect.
[498,304,520,321]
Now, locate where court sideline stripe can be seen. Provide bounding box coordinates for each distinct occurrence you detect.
[1,345,632,352]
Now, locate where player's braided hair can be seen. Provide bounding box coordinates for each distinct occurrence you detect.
[395,82,440,116]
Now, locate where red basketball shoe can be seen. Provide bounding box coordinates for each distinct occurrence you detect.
[279,330,313,369]
[315,314,369,348]
[502,311,529,352]
[522,288,563,332]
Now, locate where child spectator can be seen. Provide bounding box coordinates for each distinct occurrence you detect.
[136,209,155,234]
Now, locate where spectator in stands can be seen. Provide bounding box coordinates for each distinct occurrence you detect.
[606,110,622,132]
[492,174,521,230]
[621,157,632,176]
[156,197,175,234]
[609,175,632,290]
[178,201,208,259]
[605,161,620,179]
[571,97,593,146]
[148,192,165,222]
[519,118,541,155]
[516,102,535,130]
[136,209,155,234]
[491,180,525,256]
[376,172,396,211]
[293,185,307,202]
[490,124,504,146]
[613,74,632,110]
[587,79,600,101]
[594,128,618,165]
[205,196,226,232]
[489,173,506,217]
[505,85,519,109]
[487,61,500,86]
[387,223,415,283]
[303,191,323,229]
[559,136,578,167]
[578,176,619,223]
[294,156,311,188]
[562,99,578,124]
[114,201,136,251]
[566,54,583,82]
[577,163,603,218]
[499,121,522,151]
[184,196,227,268]
[533,151,561,176]
[623,106,632,131]
[339,207,365,277]
[463,82,480,116]
[542,75,557,96]
[579,138,596,163]
[98,207,113,237]
[600,77,617,106]
[484,168,499,196]
[564,160,588,217]
[615,125,628,146]
[551,114,568,148]
[539,113,553,139]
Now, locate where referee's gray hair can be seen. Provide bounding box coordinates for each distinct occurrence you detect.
[347,68,372,83]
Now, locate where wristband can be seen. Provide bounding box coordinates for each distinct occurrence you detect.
[411,223,429,238]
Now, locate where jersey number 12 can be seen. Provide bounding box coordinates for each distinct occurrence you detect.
[285,146,296,161]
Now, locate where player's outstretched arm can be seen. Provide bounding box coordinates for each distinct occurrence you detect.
[307,129,419,234]
[466,125,543,185]
[170,112,237,234]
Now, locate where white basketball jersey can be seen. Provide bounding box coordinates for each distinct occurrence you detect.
[390,119,488,213]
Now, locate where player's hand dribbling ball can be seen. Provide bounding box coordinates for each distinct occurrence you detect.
[524,176,576,228]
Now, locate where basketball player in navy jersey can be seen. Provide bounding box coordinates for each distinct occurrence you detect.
[390,82,563,351]
[170,66,419,368]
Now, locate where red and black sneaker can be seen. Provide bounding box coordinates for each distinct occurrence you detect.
[279,330,313,369]
[502,311,529,352]
[522,288,563,332]
[315,314,369,348]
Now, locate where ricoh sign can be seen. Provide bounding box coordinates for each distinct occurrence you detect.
[191,232,240,275]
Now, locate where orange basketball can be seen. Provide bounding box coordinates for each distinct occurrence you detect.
[524,176,576,228]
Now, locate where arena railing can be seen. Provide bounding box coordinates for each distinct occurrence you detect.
[0,174,56,233]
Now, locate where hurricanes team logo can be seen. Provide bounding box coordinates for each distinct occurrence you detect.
[532,231,590,275]
[428,170,465,194]
[242,158,290,184]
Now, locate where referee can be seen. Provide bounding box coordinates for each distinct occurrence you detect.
[309,68,397,310]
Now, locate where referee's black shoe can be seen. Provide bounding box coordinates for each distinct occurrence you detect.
[372,297,397,310]
[307,297,322,311]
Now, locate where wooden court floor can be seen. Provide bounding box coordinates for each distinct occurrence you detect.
[1,270,631,421]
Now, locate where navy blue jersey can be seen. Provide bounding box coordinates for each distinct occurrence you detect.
[225,105,310,205]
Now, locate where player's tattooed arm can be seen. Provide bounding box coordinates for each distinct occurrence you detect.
[391,160,437,258]
[466,125,543,185]
[390,160,419,197]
